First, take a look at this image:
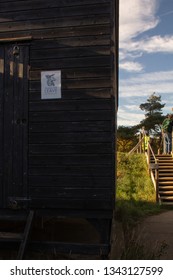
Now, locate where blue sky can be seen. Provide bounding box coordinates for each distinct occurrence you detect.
[118,0,173,126]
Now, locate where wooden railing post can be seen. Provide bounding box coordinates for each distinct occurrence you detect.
[147,146,150,163]
[128,136,145,155]
[148,143,159,202]
[172,129,173,154]
[163,133,165,154]
[139,133,142,153]
[155,161,159,202]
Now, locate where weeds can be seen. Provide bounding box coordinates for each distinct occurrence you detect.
[114,152,167,259]
[121,236,168,260]
[116,152,162,227]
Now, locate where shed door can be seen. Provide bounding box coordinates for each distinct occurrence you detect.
[0,44,29,209]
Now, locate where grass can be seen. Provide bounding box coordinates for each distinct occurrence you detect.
[120,233,168,260]
[114,152,168,259]
[116,152,162,227]
[117,152,156,201]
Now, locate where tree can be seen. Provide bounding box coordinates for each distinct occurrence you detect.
[139,92,165,134]
[140,92,165,117]
[117,126,138,152]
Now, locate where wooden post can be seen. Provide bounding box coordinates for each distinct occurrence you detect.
[172,129,173,155]
[149,161,159,202]
[139,133,141,153]
[163,133,165,154]
[155,161,159,202]
[147,146,150,166]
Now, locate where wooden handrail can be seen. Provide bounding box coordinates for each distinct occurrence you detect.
[147,142,159,202]
[128,136,144,155]
[148,142,157,163]
[129,139,160,203]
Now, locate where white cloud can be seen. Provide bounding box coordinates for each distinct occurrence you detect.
[123,104,141,111]
[119,70,173,98]
[119,51,143,61]
[119,61,144,72]
[118,70,173,126]
[120,0,173,63]
[118,100,172,127]
[119,0,159,41]
[118,1,173,126]
[119,0,173,73]
[125,70,173,83]
[126,35,173,54]
[117,108,144,126]
[119,0,159,43]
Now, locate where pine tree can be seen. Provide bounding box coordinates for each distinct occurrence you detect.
[139,92,165,134]
[140,92,165,118]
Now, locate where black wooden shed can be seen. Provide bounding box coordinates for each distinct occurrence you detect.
[0,0,118,258]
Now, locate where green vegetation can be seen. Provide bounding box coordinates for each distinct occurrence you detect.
[117,126,138,152]
[117,93,165,153]
[114,152,167,259]
[139,92,165,135]
[116,152,161,227]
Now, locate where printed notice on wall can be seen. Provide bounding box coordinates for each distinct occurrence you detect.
[41,70,61,99]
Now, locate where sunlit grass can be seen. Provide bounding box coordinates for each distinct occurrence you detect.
[113,152,166,259]
[116,152,161,226]
[117,152,155,201]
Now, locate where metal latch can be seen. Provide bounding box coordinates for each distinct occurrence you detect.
[13,45,20,56]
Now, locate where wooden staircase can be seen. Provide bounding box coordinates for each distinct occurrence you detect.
[0,210,34,259]
[128,139,173,205]
[156,155,173,205]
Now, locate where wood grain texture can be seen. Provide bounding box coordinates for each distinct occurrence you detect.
[0,0,118,211]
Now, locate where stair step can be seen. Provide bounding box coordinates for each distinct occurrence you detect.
[158,159,173,161]
[160,187,173,191]
[159,191,173,195]
[159,185,173,189]
[159,163,173,167]
[0,211,28,222]
[159,171,173,174]
[157,159,172,161]
[159,164,173,166]
[160,196,173,200]
[157,156,173,158]
[150,153,173,206]
[159,177,173,180]
[159,171,173,173]
[159,182,173,185]
[158,160,173,165]
[159,168,173,171]
[0,210,34,259]
[160,202,173,205]
[159,166,173,169]
[0,232,22,240]
[156,155,172,157]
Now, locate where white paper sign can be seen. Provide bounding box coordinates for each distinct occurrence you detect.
[41,70,61,99]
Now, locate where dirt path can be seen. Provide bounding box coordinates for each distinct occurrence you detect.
[136,210,173,259]
[110,210,173,260]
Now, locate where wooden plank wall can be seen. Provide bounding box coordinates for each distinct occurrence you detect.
[0,0,117,211]
[0,47,4,206]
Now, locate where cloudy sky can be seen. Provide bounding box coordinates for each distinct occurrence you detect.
[118,0,173,127]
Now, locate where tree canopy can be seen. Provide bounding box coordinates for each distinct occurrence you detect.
[138,92,165,135]
[117,125,138,152]
[117,92,166,152]
[139,92,165,118]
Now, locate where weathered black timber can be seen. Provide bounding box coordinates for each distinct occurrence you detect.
[0,0,118,258]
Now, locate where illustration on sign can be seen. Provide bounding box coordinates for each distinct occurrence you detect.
[41,70,61,99]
